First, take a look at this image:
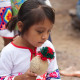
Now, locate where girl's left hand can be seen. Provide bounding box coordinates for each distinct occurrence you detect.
[24,69,38,77]
[14,69,37,80]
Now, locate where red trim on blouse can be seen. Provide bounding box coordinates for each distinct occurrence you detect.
[11,42,37,60]
[2,36,13,39]
[29,47,37,60]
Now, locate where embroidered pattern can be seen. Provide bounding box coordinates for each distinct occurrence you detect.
[0,76,6,80]
[11,0,27,15]
[36,72,47,80]
[0,6,12,30]
[46,69,61,80]
[0,76,14,80]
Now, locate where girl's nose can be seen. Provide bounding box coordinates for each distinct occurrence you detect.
[41,34,48,40]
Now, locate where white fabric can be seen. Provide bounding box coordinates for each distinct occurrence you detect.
[0,0,10,1]
[0,0,11,7]
[0,29,14,38]
[0,40,61,80]
[45,0,52,7]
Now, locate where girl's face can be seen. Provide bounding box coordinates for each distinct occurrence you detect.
[22,18,53,48]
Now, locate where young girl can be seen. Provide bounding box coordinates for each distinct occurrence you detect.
[0,0,61,80]
[11,0,52,42]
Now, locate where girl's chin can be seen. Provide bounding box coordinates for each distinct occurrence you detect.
[33,42,44,47]
[36,44,43,47]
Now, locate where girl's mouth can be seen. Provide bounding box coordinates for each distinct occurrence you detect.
[38,42,44,44]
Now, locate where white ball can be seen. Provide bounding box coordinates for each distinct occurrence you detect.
[30,56,48,75]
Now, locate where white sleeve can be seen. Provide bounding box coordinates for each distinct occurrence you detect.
[45,0,52,7]
[42,40,61,80]
[0,47,15,80]
[46,53,61,80]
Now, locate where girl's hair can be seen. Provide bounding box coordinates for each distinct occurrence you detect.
[7,0,55,35]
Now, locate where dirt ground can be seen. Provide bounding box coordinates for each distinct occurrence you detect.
[50,0,80,80]
[0,0,80,80]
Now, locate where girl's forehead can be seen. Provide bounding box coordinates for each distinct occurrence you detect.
[36,19,53,26]
[33,22,53,29]
[27,18,53,30]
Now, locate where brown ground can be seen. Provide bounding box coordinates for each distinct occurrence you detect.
[50,0,80,80]
[0,0,80,80]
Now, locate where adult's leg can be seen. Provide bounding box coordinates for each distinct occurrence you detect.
[60,66,80,77]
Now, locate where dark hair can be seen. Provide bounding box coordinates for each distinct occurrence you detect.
[7,0,55,35]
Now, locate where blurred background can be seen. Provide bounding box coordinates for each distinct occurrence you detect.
[0,0,80,80]
[50,0,80,80]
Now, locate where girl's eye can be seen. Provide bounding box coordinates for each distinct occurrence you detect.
[37,31,44,34]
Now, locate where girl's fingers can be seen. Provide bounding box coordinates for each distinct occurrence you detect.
[26,69,38,77]
[28,71,38,77]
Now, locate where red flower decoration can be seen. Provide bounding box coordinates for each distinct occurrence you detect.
[41,57,47,61]
[37,47,54,61]
[49,72,58,78]
[47,47,54,55]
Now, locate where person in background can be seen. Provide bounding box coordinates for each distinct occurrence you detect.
[0,0,14,46]
[69,0,80,30]
[0,0,61,80]
[76,0,80,19]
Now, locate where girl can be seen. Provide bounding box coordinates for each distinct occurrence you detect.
[0,0,14,46]
[11,0,52,42]
[0,0,61,80]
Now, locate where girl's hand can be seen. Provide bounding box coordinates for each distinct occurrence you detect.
[14,69,37,80]
[24,69,38,77]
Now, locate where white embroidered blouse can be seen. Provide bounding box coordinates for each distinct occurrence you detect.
[0,40,61,80]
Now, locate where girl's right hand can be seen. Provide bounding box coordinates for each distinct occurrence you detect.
[24,69,38,80]
[14,69,38,80]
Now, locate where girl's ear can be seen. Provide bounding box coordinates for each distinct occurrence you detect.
[17,21,23,32]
